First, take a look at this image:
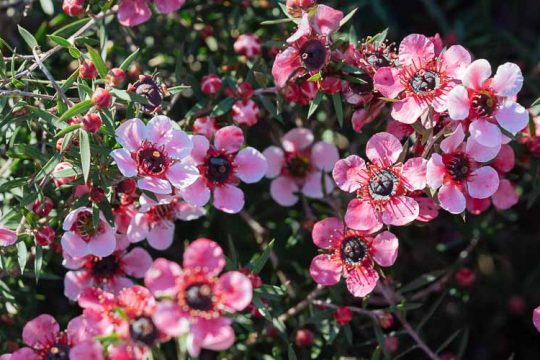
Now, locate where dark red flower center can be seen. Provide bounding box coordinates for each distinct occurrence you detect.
[300,39,327,71]
[443,152,471,182]
[409,69,441,94]
[91,255,119,279]
[286,153,311,178]
[368,169,399,200]
[130,315,159,346]
[206,155,233,184]
[72,212,101,240]
[341,236,368,265]
[136,141,170,177]
[472,89,497,117]
[185,283,214,311]
[44,344,70,360]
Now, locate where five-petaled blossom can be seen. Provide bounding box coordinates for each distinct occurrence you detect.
[110,116,199,195]
[272,5,343,88]
[61,207,116,258]
[374,33,471,124]
[118,0,185,27]
[63,235,152,300]
[333,132,427,231]
[179,126,267,213]
[144,238,253,357]
[127,193,206,250]
[309,217,399,297]
[263,128,339,206]
[427,125,499,214]
[447,59,528,149]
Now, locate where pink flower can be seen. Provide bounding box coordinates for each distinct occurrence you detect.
[232,99,260,127]
[63,235,152,300]
[110,116,198,195]
[180,126,267,213]
[271,5,343,88]
[193,116,220,139]
[426,125,499,214]
[263,128,338,206]
[373,34,471,124]
[117,0,185,27]
[127,193,206,250]
[447,59,527,148]
[233,34,262,58]
[533,306,540,332]
[144,238,252,357]
[9,314,100,360]
[0,225,17,247]
[282,81,317,105]
[61,207,116,258]
[333,132,427,230]
[309,217,398,297]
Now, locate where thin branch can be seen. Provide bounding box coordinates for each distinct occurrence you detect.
[312,300,380,320]
[32,47,72,107]
[278,284,325,322]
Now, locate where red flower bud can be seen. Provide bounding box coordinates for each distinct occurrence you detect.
[35,226,55,246]
[320,76,342,95]
[117,179,137,194]
[239,268,262,288]
[201,74,222,96]
[52,162,77,186]
[455,267,475,288]
[333,306,352,326]
[79,59,97,79]
[378,312,394,329]
[384,336,399,353]
[90,187,106,203]
[295,328,314,347]
[82,113,102,134]
[32,197,54,217]
[91,87,112,109]
[107,68,126,87]
[62,0,84,17]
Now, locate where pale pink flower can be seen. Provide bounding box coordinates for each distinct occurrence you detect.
[145,238,252,357]
[127,193,206,250]
[63,235,152,300]
[271,5,343,88]
[180,126,267,213]
[309,217,398,297]
[118,0,185,27]
[263,128,338,206]
[233,34,262,58]
[447,60,527,149]
[374,34,471,124]
[333,132,427,230]
[0,225,17,247]
[426,125,499,214]
[61,207,116,258]
[110,116,198,195]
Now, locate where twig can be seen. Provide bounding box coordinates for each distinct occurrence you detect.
[32,47,72,107]
[278,284,325,322]
[0,89,69,101]
[312,300,380,320]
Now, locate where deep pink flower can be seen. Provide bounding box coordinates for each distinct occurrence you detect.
[144,238,252,357]
[63,235,152,300]
[233,34,262,58]
[309,217,398,297]
[232,99,260,127]
[110,116,198,195]
[9,314,100,360]
[447,60,527,149]
[374,34,471,124]
[333,132,427,230]
[127,193,206,250]
[282,81,318,105]
[0,225,17,247]
[427,125,499,214]
[263,128,338,206]
[118,0,185,27]
[180,126,267,213]
[271,5,343,88]
[61,207,116,258]
[193,116,220,139]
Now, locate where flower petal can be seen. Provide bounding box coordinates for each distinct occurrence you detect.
[466,137,500,163]
[144,258,182,297]
[270,176,299,206]
[311,4,343,36]
[469,119,502,148]
[126,213,150,243]
[183,238,226,275]
[282,128,314,152]
[426,153,445,189]
[0,226,17,247]
[213,185,245,213]
[462,59,492,90]
[115,118,145,152]
[373,66,404,98]
[262,146,285,178]
[216,271,253,312]
[214,126,244,154]
[147,221,175,250]
[441,124,465,154]
[117,0,151,26]
[345,267,379,297]
[23,314,59,348]
[467,166,499,199]
[137,177,172,194]
[366,132,402,167]
[332,155,367,192]
[110,148,138,177]
[180,178,211,207]
[309,254,342,285]
[372,231,399,267]
[234,147,268,184]
[311,141,339,171]
[122,247,153,277]
[344,199,380,231]
[271,47,301,88]
[491,62,523,97]
[166,129,192,160]
[440,45,471,78]
[152,301,189,337]
[492,179,519,210]
[402,157,427,191]
[146,115,174,147]
[382,196,419,226]
[167,163,199,190]
[495,100,529,135]
[447,85,470,120]
[438,184,466,214]
[154,0,184,13]
[312,217,343,249]
[398,34,435,67]
[391,96,425,124]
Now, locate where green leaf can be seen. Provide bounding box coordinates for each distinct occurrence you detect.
[92,203,100,232]
[16,240,27,273]
[211,97,236,117]
[370,28,389,46]
[531,97,540,108]
[34,245,43,283]
[307,72,322,82]
[398,269,446,293]
[261,18,294,26]
[39,0,54,15]
[287,345,297,360]
[308,92,323,119]
[79,130,91,183]
[120,48,140,71]
[58,100,93,122]
[18,26,38,49]
[435,328,462,353]
[0,177,29,192]
[86,46,107,79]
[247,239,275,273]
[69,47,81,59]
[55,123,81,138]
[109,89,150,105]
[332,92,344,127]
[167,85,190,95]
[339,8,358,27]
[0,51,5,78]
[52,18,90,38]
[48,34,71,48]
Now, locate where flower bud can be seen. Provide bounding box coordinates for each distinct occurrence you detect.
[384,336,399,354]
[107,68,126,87]
[91,87,112,109]
[62,0,84,17]
[127,75,163,113]
[35,226,55,246]
[320,76,342,95]
[333,306,352,326]
[90,187,106,203]
[117,179,137,194]
[378,312,394,329]
[295,328,314,347]
[455,267,475,288]
[193,116,219,139]
[201,74,222,96]
[127,63,142,80]
[239,268,262,288]
[52,162,78,186]
[32,197,54,217]
[79,59,97,79]
[82,113,102,134]
[233,34,262,58]
[232,99,259,127]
